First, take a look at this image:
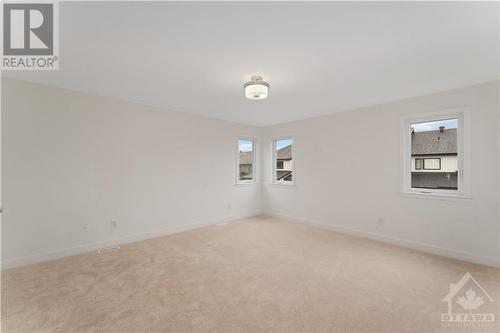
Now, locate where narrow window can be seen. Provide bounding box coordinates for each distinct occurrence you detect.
[415,158,423,170]
[273,138,293,184]
[237,139,255,184]
[406,117,460,193]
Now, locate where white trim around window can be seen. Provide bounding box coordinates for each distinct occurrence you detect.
[236,138,257,185]
[271,137,295,186]
[400,107,471,199]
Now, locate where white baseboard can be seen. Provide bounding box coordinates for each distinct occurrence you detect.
[268,212,500,269]
[1,212,262,270]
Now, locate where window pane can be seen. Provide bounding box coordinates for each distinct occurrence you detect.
[275,139,293,182]
[423,158,440,170]
[410,119,458,190]
[238,140,253,181]
[415,158,422,170]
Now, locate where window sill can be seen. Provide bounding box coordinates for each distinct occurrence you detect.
[399,191,472,201]
[270,182,296,188]
[235,182,257,187]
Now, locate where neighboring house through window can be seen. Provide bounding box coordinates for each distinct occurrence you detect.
[402,108,469,197]
[237,139,255,184]
[273,138,294,184]
[410,121,457,190]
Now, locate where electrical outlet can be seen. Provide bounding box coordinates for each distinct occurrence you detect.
[377,217,385,226]
[110,220,117,228]
[81,224,88,232]
[227,203,232,209]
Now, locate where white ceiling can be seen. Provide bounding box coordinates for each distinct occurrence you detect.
[5,1,499,126]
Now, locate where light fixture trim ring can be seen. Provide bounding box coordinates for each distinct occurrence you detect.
[244,76,270,89]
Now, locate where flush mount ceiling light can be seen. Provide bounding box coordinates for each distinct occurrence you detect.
[244,75,270,100]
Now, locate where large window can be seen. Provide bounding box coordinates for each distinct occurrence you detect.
[272,138,294,184]
[402,109,468,197]
[237,139,255,184]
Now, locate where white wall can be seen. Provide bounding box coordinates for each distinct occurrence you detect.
[498,80,500,264]
[2,78,499,269]
[262,81,500,267]
[1,78,263,268]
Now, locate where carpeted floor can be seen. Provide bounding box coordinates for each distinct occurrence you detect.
[2,216,499,332]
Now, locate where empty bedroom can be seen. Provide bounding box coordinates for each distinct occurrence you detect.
[1,1,499,332]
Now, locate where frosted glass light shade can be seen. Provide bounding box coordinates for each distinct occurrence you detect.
[244,76,270,100]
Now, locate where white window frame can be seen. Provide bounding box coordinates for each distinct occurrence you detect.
[236,138,257,185]
[271,137,295,186]
[401,107,470,199]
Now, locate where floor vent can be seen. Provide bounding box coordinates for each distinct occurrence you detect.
[97,245,120,254]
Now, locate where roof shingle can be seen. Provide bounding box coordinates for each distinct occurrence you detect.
[411,128,457,155]
[277,145,292,160]
[239,151,253,164]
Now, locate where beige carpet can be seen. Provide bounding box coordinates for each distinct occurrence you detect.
[2,216,499,332]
